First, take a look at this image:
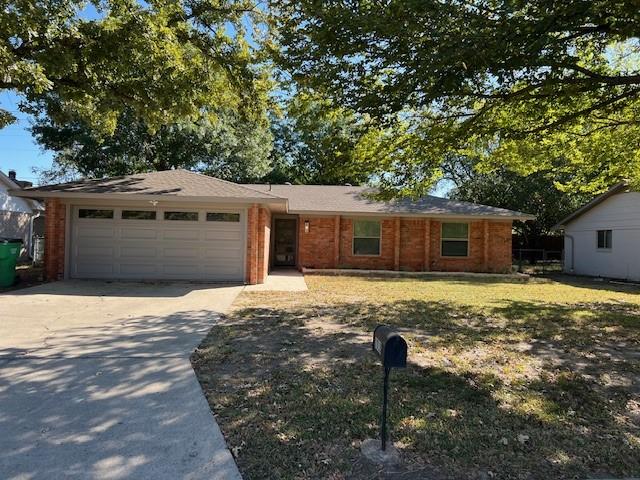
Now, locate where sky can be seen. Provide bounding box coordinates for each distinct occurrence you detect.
[0,91,53,186]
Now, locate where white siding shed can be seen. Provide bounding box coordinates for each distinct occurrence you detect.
[559,186,640,281]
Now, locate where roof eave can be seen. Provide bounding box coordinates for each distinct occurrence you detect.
[287,208,535,221]
[552,182,629,229]
[10,189,287,205]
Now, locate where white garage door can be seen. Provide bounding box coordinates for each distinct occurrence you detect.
[70,206,246,281]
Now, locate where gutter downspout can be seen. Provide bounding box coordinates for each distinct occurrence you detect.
[29,211,42,259]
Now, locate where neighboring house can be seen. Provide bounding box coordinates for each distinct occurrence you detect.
[554,182,640,281]
[12,169,533,284]
[1,170,44,257]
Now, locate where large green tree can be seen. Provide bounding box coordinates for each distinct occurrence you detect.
[273,0,640,193]
[444,156,591,243]
[1,0,271,133]
[266,93,382,185]
[33,106,273,183]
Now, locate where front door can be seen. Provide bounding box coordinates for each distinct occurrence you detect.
[273,218,297,266]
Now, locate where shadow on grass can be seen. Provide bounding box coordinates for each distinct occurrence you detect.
[192,297,640,480]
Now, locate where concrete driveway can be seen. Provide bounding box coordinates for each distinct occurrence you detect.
[0,281,244,480]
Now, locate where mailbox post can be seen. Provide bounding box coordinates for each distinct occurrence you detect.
[372,325,407,451]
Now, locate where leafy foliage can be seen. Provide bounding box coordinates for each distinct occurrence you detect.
[266,92,443,191]
[1,0,271,133]
[33,106,272,183]
[265,93,379,185]
[444,156,591,241]
[273,0,640,193]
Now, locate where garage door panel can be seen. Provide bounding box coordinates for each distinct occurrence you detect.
[120,264,159,275]
[121,228,159,240]
[71,206,245,281]
[77,246,115,257]
[162,229,201,241]
[119,246,158,258]
[203,229,242,241]
[75,227,116,239]
[76,262,115,276]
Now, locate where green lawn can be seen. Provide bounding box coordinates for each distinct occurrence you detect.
[192,275,640,479]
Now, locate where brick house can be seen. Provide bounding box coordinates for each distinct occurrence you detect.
[13,170,534,284]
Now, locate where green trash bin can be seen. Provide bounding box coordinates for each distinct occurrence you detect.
[0,239,22,288]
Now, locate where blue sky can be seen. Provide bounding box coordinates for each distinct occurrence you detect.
[0,91,53,185]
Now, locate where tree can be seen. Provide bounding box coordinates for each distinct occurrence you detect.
[444,156,591,244]
[266,92,384,185]
[2,0,271,133]
[32,107,273,183]
[272,0,640,193]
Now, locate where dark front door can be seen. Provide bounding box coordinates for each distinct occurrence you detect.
[274,218,297,266]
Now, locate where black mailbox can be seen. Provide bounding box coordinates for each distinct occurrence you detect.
[373,325,407,369]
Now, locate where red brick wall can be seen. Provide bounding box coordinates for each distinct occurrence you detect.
[44,198,66,281]
[257,207,271,282]
[428,220,512,273]
[245,204,259,284]
[296,215,513,274]
[338,218,397,270]
[297,216,338,269]
[245,205,271,284]
[399,218,426,271]
[487,221,513,273]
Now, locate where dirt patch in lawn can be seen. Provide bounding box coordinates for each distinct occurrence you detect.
[192,275,640,480]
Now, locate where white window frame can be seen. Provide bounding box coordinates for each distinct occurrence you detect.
[440,222,470,258]
[596,229,612,250]
[352,219,382,256]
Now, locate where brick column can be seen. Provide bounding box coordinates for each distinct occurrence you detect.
[44,198,66,281]
[333,215,341,268]
[423,218,431,271]
[256,207,271,283]
[483,219,489,272]
[393,217,401,271]
[245,204,259,284]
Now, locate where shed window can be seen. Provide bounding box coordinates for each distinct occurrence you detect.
[78,209,114,219]
[207,212,240,222]
[441,222,469,257]
[597,229,612,249]
[164,211,198,221]
[122,210,156,220]
[353,220,381,255]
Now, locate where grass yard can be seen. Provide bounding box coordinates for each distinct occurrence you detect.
[192,275,640,480]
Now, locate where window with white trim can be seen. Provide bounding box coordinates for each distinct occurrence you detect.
[353,220,381,255]
[441,222,469,257]
[597,229,612,249]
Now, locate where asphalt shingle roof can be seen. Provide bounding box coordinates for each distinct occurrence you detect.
[13,170,533,219]
[245,184,534,219]
[19,170,283,201]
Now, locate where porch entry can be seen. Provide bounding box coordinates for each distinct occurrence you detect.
[273,218,297,267]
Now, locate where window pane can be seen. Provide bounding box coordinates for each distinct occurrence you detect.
[442,223,468,239]
[442,240,468,256]
[122,210,156,220]
[207,212,240,222]
[164,211,198,221]
[354,238,380,255]
[598,230,612,249]
[78,209,113,219]
[354,220,381,237]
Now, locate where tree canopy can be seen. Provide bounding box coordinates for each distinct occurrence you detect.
[32,105,273,183]
[273,0,640,193]
[444,156,591,243]
[2,0,271,133]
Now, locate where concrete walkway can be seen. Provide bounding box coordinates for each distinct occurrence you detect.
[0,281,243,480]
[244,269,308,292]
